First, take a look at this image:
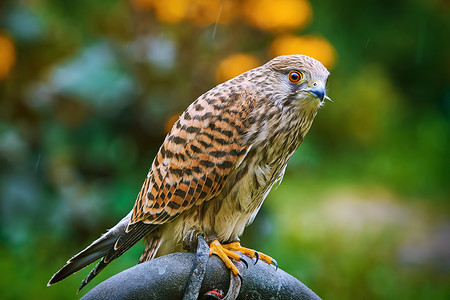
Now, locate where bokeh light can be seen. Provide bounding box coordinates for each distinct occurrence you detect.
[165,113,181,133]
[132,0,154,10]
[215,53,260,83]
[243,0,312,32]
[132,0,236,26]
[0,34,15,80]
[141,0,189,24]
[1,1,449,299]
[270,34,336,69]
[185,0,237,26]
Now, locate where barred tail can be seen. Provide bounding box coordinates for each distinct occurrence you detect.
[47,212,156,291]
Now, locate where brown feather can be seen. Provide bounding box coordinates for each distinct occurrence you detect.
[48,55,331,291]
[130,92,254,226]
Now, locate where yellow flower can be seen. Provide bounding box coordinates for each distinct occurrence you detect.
[215,53,260,83]
[0,34,15,80]
[132,0,237,25]
[270,34,336,69]
[151,0,190,24]
[242,0,312,32]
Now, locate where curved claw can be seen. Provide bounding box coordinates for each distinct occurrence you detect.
[272,258,278,270]
[221,241,278,273]
[239,256,248,269]
[237,273,243,284]
[254,251,259,265]
[209,240,241,276]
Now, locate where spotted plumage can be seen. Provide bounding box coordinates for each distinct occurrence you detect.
[48,54,330,291]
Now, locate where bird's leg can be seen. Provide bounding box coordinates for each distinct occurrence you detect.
[182,229,200,252]
[208,239,242,276]
[222,240,278,268]
[198,234,244,300]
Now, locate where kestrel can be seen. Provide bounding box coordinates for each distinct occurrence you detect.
[48,54,330,291]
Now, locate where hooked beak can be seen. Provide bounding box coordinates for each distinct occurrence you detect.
[304,86,326,101]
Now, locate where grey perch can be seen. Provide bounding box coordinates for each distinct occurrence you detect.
[81,249,321,300]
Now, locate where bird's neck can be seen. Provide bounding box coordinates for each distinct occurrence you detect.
[245,101,320,166]
[282,104,319,157]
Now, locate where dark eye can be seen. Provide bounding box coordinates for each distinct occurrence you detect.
[288,71,302,83]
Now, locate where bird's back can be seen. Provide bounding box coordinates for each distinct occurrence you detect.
[48,54,330,291]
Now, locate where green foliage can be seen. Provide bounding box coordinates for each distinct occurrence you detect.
[0,0,449,299]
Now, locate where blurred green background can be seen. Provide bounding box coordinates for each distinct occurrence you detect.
[0,0,449,299]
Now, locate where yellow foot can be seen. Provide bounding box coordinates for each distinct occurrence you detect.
[222,241,278,268]
[209,240,242,276]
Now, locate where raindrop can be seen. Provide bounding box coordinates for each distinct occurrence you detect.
[34,153,41,172]
[415,18,428,65]
[211,4,223,40]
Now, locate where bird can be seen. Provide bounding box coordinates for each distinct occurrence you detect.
[48,54,330,291]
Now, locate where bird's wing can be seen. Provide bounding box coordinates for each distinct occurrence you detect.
[50,91,257,291]
[129,91,256,227]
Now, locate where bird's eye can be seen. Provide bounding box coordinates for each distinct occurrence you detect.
[288,71,302,83]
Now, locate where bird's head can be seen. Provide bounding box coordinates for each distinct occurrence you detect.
[259,55,331,109]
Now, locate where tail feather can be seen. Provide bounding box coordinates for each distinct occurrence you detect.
[77,257,110,292]
[139,230,162,263]
[48,213,157,291]
[76,222,156,291]
[109,222,155,260]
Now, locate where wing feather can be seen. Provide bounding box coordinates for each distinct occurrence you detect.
[130,92,256,226]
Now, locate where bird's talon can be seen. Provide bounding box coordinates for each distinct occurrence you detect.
[254,251,259,264]
[273,258,278,270]
[209,240,241,277]
[47,56,328,292]
[237,273,243,283]
[240,257,248,269]
[222,241,276,270]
